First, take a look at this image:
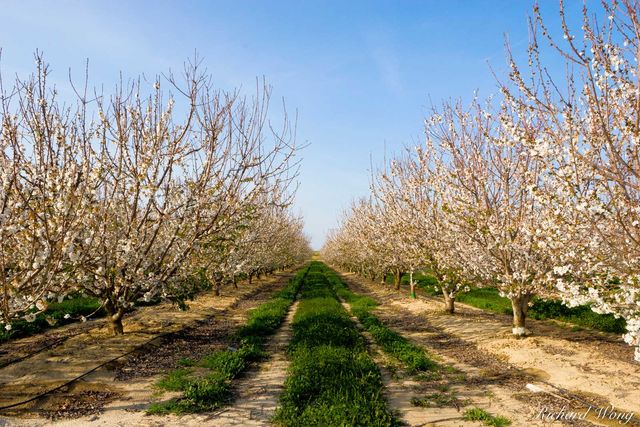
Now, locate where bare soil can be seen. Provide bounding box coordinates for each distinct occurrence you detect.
[339,271,640,427]
[204,300,299,426]
[0,273,293,426]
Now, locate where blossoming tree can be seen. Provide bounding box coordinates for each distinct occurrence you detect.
[0,54,93,328]
[503,0,640,358]
[1,55,305,335]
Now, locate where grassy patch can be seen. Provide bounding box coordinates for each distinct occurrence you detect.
[177,357,196,367]
[455,288,626,333]
[275,262,397,426]
[463,407,511,427]
[385,272,438,291]
[155,368,193,391]
[198,350,246,378]
[150,266,308,415]
[457,288,512,315]
[0,295,105,342]
[329,270,437,373]
[391,271,626,334]
[528,298,626,333]
[149,372,232,415]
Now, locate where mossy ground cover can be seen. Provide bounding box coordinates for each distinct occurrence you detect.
[148,266,308,415]
[274,262,397,426]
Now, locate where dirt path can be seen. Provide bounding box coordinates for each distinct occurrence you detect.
[0,319,103,371]
[339,300,535,427]
[339,271,640,427]
[0,273,289,424]
[206,300,299,426]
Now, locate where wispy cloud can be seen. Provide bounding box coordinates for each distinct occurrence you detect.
[363,29,403,97]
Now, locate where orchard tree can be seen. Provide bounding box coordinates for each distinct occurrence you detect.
[426,98,557,335]
[1,54,302,335]
[74,63,299,334]
[503,0,640,358]
[383,145,471,312]
[0,54,92,328]
[371,158,430,297]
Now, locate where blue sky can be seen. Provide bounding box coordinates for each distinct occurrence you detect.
[1,1,578,248]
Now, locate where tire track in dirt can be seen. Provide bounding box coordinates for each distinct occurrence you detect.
[338,272,621,427]
[204,300,300,426]
[0,273,291,424]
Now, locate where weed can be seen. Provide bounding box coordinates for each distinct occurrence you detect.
[155,369,193,391]
[463,407,511,427]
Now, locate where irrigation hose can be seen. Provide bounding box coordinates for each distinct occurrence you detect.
[0,271,299,412]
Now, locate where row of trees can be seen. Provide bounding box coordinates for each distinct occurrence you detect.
[1,54,310,334]
[323,0,640,361]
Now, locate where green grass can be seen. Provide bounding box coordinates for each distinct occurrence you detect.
[177,357,196,367]
[198,350,246,378]
[148,372,232,415]
[454,288,626,333]
[275,262,397,426]
[0,271,215,343]
[390,272,627,334]
[0,295,105,342]
[457,288,512,314]
[528,298,626,333]
[149,265,309,415]
[463,407,511,427]
[385,272,438,291]
[155,369,193,391]
[329,269,437,373]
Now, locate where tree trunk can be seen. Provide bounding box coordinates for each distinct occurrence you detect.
[110,314,124,335]
[381,271,387,285]
[233,276,238,289]
[409,271,416,298]
[394,269,404,290]
[214,277,222,297]
[442,291,455,314]
[104,300,124,335]
[510,294,531,336]
[248,273,253,285]
[105,302,124,335]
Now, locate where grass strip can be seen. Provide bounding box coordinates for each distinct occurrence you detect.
[328,269,437,373]
[148,266,309,415]
[274,261,397,426]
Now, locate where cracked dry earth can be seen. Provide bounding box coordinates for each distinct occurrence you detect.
[0,273,295,426]
[338,271,640,427]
